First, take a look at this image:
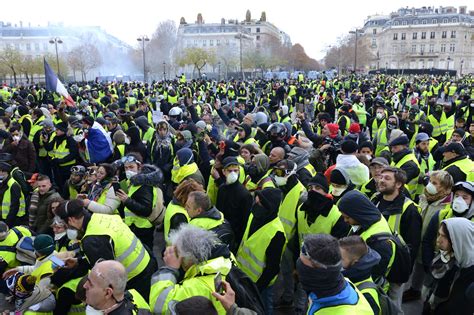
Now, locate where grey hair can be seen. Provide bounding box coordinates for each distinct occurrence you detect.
[98,260,127,293]
[169,224,219,265]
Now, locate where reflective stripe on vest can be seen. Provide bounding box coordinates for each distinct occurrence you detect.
[52,138,75,167]
[443,157,474,182]
[236,214,286,285]
[82,214,150,280]
[278,181,305,239]
[29,116,45,141]
[124,184,156,229]
[1,177,26,219]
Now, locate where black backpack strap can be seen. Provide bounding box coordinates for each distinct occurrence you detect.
[11,227,24,240]
[0,245,16,252]
[357,281,378,291]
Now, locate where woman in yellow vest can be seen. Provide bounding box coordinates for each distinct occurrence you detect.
[81,163,121,215]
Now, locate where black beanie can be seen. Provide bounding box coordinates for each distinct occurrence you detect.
[341,140,358,154]
[330,169,348,185]
[308,173,329,193]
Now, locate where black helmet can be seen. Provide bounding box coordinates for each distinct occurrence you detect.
[267,122,287,140]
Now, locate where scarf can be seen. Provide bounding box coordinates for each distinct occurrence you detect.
[88,180,111,202]
[296,258,345,298]
[302,191,334,225]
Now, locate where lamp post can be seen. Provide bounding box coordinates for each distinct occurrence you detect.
[235,27,250,81]
[446,56,452,72]
[163,62,166,80]
[49,37,63,77]
[349,29,364,72]
[460,59,464,77]
[218,61,221,81]
[137,36,150,82]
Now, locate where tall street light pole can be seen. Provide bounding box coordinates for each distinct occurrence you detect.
[163,62,166,80]
[49,37,63,77]
[349,29,363,72]
[137,36,150,82]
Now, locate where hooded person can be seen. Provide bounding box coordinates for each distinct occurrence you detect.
[125,125,147,161]
[236,188,287,313]
[287,146,316,187]
[171,148,204,187]
[338,190,395,281]
[334,139,370,186]
[329,167,355,204]
[216,157,253,250]
[374,114,399,157]
[297,173,349,247]
[135,115,155,145]
[244,153,275,192]
[149,120,175,198]
[426,218,474,315]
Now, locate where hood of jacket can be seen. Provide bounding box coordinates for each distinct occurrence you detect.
[338,190,382,228]
[444,217,474,269]
[130,164,163,187]
[289,147,310,171]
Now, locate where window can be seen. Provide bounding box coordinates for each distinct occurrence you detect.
[393,33,398,40]
[14,43,20,50]
[412,32,417,40]
[451,31,456,38]
[421,32,426,39]
[43,43,48,50]
[432,19,437,24]
[226,39,229,45]
[392,45,398,53]
[420,44,425,53]
[34,43,39,51]
[372,38,377,47]
[26,43,31,51]
[449,43,455,52]
[452,18,457,23]
[413,20,419,25]
[430,31,435,39]
[443,18,448,23]
[202,40,206,47]
[216,39,220,46]
[256,27,260,33]
[411,44,416,53]
[373,28,377,35]
[209,39,213,46]
[442,31,447,39]
[194,39,198,46]
[441,43,446,52]
[429,44,435,53]
[394,21,399,26]
[401,33,406,40]
[402,20,407,25]
[256,35,260,40]
[422,19,427,24]
[400,44,406,53]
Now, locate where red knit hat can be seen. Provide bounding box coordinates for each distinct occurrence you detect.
[326,123,339,138]
[349,123,361,134]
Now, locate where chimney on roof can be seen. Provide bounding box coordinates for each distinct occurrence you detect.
[469,10,474,16]
[19,21,23,28]
[459,6,467,14]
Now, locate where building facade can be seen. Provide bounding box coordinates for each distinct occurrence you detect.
[362,6,474,75]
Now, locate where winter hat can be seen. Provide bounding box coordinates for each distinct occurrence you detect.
[341,140,358,154]
[387,129,405,144]
[195,120,207,130]
[318,113,331,123]
[223,140,240,158]
[389,134,409,147]
[349,123,361,134]
[11,273,36,297]
[255,112,268,126]
[113,130,127,144]
[255,188,282,213]
[17,105,29,117]
[326,123,339,138]
[33,234,55,256]
[239,123,252,138]
[54,122,68,133]
[453,128,466,138]
[253,154,270,173]
[370,157,389,167]
[176,148,194,166]
[40,119,54,129]
[308,173,329,193]
[438,142,466,156]
[180,130,193,142]
[330,168,350,185]
[134,116,149,129]
[419,122,434,137]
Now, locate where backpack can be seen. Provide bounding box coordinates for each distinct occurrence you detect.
[147,187,166,226]
[368,232,412,284]
[16,235,36,265]
[225,263,265,315]
[357,281,397,315]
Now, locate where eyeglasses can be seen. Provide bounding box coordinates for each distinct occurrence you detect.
[71,166,84,174]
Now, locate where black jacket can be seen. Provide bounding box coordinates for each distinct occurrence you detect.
[45,134,78,167]
[123,164,163,218]
[216,181,253,251]
[434,265,474,315]
[372,192,422,268]
[441,155,471,183]
[191,206,235,248]
[0,175,25,227]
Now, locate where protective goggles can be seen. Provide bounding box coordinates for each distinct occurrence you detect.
[121,155,142,165]
[301,242,342,270]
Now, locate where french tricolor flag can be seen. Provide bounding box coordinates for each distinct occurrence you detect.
[44,59,75,107]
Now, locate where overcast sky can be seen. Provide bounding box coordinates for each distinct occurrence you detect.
[0,0,469,60]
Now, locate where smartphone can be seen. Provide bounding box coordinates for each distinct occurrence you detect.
[50,256,65,269]
[296,103,304,113]
[214,272,223,294]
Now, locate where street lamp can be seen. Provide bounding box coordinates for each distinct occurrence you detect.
[349,29,364,72]
[446,56,452,72]
[163,62,166,81]
[235,27,251,81]
[460,59,464,76]
[137,36,150,82]
[49,37,63,77]
[218,62,221,81]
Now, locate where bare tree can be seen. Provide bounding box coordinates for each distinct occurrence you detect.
[0,46,21,84]
[68,44,102,81]
[176,47,216,78]
[146,20,177,79]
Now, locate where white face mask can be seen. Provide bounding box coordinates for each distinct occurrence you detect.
[425,182,438,195]
[124,137,131,145]
[67,228,78,241]
[226,171,239,185]
[274,175,288,187]
[452,196,469,214]
[74,134,85,142]
[332,186,347,197]
[365,154,372,161]
[125,170,137,179]
[376,112,384,120]
[12,135,21,142]
[54,231,66,241]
